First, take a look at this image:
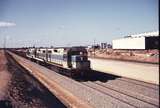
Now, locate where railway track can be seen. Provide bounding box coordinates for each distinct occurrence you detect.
[7,51,159,108]
[80,81,158,108]
[116,77,159,90]
[73,70,159,108]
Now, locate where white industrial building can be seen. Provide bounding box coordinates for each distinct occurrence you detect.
[112,31,159,50]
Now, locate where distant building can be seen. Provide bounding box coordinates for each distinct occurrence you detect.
[100,43,112,49]
[101,43,107,49]
[112,31,159,50]
[87,45,92,49]
[107,44,112,48]
[92,44,100,49]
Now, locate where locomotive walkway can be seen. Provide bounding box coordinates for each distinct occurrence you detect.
[7,51,159,108]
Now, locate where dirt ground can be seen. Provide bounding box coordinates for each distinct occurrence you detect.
[0,50,66,108]
[0,51,11,98]
[0,50,12,107]
[88,49,159,64]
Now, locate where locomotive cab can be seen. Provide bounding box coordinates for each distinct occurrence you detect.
[71,55,90,70]
[67,47,90,71]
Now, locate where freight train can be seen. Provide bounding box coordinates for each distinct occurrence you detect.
[26,47,91,76]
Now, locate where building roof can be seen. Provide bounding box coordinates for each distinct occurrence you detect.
[130,31,159,38]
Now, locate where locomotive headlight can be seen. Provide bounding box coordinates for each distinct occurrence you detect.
[80,52,83,55]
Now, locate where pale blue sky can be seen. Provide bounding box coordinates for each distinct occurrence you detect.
[0,0,158,48]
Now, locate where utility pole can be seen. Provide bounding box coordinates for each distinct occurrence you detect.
[93,38,95,57]
[3,37,6,50]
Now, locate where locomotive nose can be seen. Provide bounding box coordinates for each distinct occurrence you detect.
[71,55,90,69]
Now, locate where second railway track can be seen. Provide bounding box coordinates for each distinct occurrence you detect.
[80,81,159,108]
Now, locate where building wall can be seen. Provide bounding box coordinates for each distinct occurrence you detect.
[112,37,146,49]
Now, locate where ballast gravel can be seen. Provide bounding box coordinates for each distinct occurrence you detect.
[10,52,159,108]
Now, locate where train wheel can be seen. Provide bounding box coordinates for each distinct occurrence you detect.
[70,72,73,78]
[36,60,39,64]
[70,71,76,78]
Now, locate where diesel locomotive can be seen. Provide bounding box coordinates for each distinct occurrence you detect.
[26,47,91,76]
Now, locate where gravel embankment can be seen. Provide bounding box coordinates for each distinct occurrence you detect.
[10,51,160,108]
[9,51,159,108]
[0,51,66,108]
